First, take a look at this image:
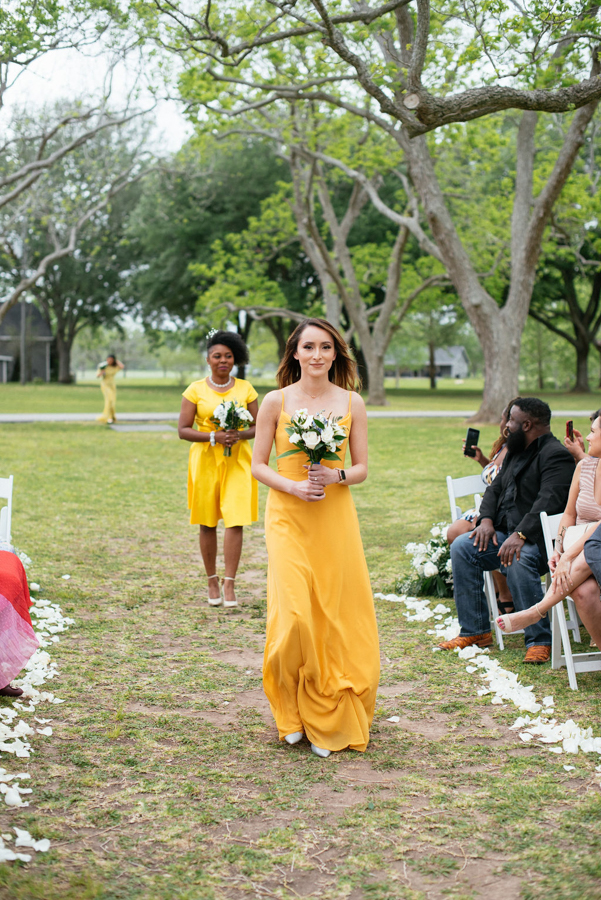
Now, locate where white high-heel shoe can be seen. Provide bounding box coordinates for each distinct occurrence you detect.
[207,574,222,607]
[285,732,303,745]
[223,576,237,608]
[311,744,331,758]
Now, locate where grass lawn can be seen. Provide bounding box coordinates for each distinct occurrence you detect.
[0,418,600,899]
[3,377,601,414]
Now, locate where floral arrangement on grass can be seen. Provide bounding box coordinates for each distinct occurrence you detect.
[399,523,453,598]
[277,409,347,465]
[211,400,254,457]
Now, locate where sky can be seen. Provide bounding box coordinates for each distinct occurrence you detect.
[3,43,192,154]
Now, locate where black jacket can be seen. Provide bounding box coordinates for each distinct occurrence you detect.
[477,432,575,569]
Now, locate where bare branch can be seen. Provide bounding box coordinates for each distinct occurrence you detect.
[0,166,155,324]
[299,145,444,263]
[0,106,154,211]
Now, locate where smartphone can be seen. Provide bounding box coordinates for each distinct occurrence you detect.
[464,427,480,457]
[566,420,574,441]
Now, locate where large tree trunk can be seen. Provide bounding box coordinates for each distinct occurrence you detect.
[361,345,386,405]
[472,314,522,422]
[56,333,74,383]
[573,339,591,393]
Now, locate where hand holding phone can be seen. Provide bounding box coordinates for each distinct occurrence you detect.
[566,420,574,442]
[464,427,480,458]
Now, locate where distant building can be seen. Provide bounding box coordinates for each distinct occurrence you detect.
[0,302,52,382]
[425,346,470,379]
[385,345,470,379]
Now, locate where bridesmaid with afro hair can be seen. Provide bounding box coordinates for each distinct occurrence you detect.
[179,331,258,608]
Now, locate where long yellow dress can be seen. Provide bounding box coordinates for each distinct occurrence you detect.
[97,364,121,423]
[182,378,258,527]
[263,392,380,752]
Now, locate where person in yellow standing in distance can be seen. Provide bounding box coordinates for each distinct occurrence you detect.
[178,331,258,608]
[251,318,380,759]
[96,354,124,424]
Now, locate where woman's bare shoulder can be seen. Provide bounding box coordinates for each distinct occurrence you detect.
[260,390,283,412]
[350,391,366,412]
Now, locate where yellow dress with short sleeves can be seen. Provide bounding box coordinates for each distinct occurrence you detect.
[97,365,121,423]
[182,378,258,527]
[262,391,380,752]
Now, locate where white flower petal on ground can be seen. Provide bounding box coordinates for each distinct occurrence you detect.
[386,716,400,723]
[36,727,52,736]
[432,604,450,614]
[28,583,40,592]
[563,765,576,771]
[61,574,71,580]
[3,787,27,807]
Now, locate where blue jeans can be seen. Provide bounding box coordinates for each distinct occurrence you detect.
[450,530,551,647]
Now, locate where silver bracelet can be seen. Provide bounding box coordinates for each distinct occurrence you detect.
[209,432,216,447]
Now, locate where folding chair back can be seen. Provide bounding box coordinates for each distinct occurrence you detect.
[540,511,601,690]
[0,475,13,544]
[446,473,485,522]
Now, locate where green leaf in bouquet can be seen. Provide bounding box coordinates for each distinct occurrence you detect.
[319,451,341,461]
[276,447,304,459]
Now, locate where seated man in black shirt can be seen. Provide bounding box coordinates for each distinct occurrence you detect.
[440,398,575,663]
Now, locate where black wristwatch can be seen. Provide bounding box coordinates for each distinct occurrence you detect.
[338,469,346,482]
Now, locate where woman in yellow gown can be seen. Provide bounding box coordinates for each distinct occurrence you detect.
[179,331,258,608]
[252,318,380,758]
[96,354,124,424]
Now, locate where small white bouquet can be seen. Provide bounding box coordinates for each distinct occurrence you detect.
[399,523,453,598]
[211,400,254,457]
[278,409,347,465]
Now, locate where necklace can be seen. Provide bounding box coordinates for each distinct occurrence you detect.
[299,384,330,401]
[208,374,233,390]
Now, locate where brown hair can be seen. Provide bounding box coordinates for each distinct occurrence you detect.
[490,396,522,458]
[276,318,361,391]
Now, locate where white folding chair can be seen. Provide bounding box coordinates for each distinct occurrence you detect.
[0,475,13,545]
[446,474,485,522]
[540,511,601,690]
[446,474,512,648]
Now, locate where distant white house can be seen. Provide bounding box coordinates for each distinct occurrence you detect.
[425,346,470,379]
[386,345,470,379]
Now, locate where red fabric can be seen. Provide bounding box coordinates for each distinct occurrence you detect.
[0,550,34,626]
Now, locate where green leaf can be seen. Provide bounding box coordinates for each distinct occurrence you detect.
[276,447,303,459]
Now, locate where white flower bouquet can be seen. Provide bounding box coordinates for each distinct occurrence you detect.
[211,400,254,457]
[399,523,453,598]
[277,408,347,465]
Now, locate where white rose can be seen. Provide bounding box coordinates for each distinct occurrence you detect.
[431,526,441,538]
[304,431,320,449]
[321,424,334,443]
[445,559,453,574]
[289,433,302,444]
[302,415,314,430]
[423,562,439,577]
[441,526,449,541]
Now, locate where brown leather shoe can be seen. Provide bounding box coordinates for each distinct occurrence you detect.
[523,645,551,664]
[438,633,493,650]
[0,684,23,697]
